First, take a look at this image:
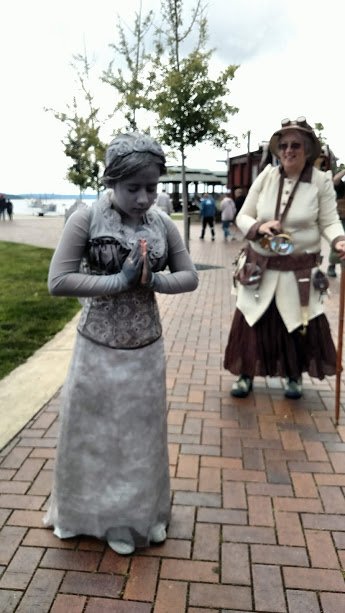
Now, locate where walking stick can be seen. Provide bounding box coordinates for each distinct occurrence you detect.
[335,262,345,425]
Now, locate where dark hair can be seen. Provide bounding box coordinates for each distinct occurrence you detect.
[103,152,166,188]
[102,132,167,188]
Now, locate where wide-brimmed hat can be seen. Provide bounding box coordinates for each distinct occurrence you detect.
[269,116,322,162]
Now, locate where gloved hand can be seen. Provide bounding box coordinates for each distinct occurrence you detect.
[141,256,155,288]
[120,243,143,288]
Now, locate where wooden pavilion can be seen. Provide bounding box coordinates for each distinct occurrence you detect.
[160,166,227,210]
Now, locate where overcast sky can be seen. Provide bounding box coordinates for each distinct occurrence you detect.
[1,0,344,194]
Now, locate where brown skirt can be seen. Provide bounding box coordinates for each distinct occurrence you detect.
[224,300,337,380]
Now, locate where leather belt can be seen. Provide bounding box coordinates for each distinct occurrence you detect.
[247,246,321,307]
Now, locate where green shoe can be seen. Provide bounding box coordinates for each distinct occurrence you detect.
[327,265,337,278]
[231,375,253,398]
[285,378,302,399]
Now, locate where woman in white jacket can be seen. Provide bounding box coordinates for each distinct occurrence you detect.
[224,117,345,399]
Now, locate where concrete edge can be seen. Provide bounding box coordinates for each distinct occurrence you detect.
[0,312,80,450]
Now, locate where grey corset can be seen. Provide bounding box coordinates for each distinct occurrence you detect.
[78,194,168,349]
[77,201,168,349]
[78,284,163,349]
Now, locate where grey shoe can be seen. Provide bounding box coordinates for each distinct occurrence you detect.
[54,526,77,539]
[149,522,167,544]
[231,375,253,398]
[107,539,135,555]
[285,378,302,399]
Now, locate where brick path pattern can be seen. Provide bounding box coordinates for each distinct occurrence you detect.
[1,221,345,612]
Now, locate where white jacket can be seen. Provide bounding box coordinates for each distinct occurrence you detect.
[235,164,344,332]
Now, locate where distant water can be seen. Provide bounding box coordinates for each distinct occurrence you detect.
[10,198,94,217]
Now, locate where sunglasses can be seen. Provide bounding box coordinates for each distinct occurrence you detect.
[278,142,302,151]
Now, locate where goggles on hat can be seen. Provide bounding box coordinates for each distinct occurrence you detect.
[280,116,308,129]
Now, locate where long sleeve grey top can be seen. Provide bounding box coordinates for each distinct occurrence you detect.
[48,205,199,297]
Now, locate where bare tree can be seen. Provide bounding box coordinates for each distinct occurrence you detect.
[102,0,155,131]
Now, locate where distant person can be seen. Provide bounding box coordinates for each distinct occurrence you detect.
[234,188,246,216]
[199,192,216,241]
[6,199,13,220]
[220,191,236,241]
[327,168,345,277]
[191,195,200,210]
[155,189,173,216]
[0,194,6,221]
[224,116,345,400]
[64,199,88,224]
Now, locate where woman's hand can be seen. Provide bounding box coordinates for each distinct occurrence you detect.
[258,220,281,236]
[121,243,143,287]
[335,240,345,260]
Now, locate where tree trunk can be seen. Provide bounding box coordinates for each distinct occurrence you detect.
[181,146,189,251]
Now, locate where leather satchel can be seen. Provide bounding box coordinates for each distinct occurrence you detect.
[233,247,262,287]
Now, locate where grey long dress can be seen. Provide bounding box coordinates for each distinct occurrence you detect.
[43,192,198,547]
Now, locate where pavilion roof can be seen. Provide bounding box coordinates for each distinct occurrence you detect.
[161,166,227,185]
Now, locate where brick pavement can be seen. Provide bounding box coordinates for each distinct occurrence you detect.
[1,219,345,612]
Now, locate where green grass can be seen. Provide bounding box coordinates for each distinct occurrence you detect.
[171,212,200,221]
[0,241,80,380]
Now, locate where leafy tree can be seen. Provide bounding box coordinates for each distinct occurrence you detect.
[102,0,155,131]
[101,1,239,248]
[45,51,106,195]
[314,122,344,173]
[150,0,239,249]
[63,104,105,195]
[314,122,326,144]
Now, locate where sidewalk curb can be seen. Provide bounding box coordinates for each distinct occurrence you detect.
[0,313,79,450]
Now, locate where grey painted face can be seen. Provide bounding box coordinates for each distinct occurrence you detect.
[112,165,161,222]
